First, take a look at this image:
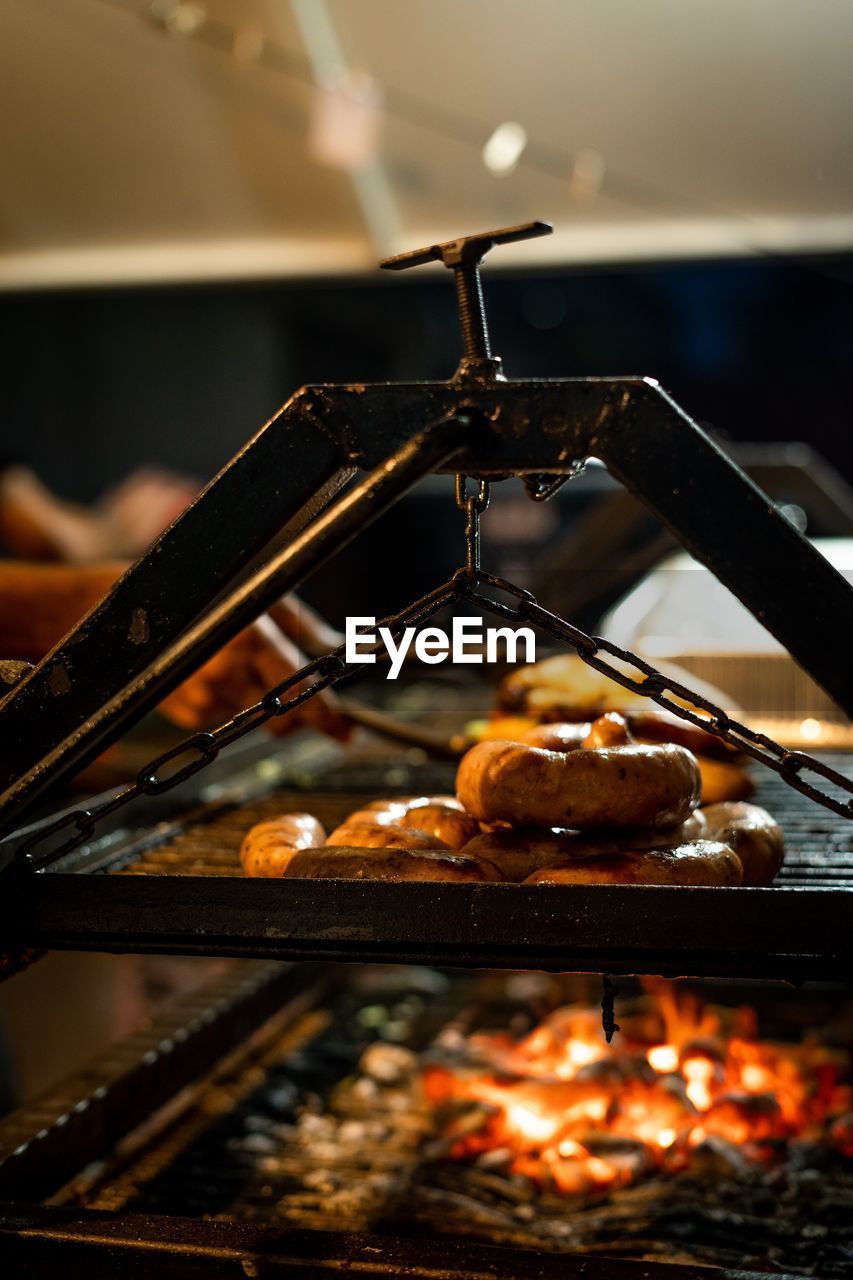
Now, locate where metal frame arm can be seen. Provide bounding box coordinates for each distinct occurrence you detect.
[312,374,853,718]
[1,375,851,833]
[0,414,464,831]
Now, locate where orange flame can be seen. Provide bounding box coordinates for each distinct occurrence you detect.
[422,984,851,1197]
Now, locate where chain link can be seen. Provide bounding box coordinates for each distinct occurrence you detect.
[12,585,457,872]
[11,567,852,873]
[455,474,490,579]
[510,593,853,817]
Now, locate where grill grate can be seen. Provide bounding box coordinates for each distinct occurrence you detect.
[748,760,853,887]
[110,755,853,889]
[2,961,851,1278]
[6,752,851,982]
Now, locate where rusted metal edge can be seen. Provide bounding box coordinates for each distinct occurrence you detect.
[4,874,851,982]
[0,1204,803,1279]
[0,959,329,1202]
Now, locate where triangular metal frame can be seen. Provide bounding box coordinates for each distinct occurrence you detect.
[1,374,852,845]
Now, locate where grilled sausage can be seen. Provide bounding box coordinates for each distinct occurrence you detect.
[520,722,590,751]
[525,839,743,887]
[363,794,465,815]
[498,654,738,761]
[240,813,326,878]
[325,821,452,850]
[461,812,707,883]
[489,713,743,795]
[281,845,504,882]
[459,828,577,882]
[456,737,700,831]
[582,712,632,749]
[343,796,479,851]
[700,801,783,886]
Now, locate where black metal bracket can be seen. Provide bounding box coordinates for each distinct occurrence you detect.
[0,223,851,837]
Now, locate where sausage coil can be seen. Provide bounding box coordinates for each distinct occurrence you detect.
[456,737,700,831]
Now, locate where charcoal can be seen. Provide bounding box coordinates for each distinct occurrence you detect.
[474,1146,513,1170]
[359,1042,418,1083]
[688,1136,753,1180]
[228,1132,279,1155]
[72,971,852,1276]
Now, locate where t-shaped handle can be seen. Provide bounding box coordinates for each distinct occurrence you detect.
[380,221,552,368]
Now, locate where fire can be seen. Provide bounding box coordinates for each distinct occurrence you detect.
[647,1044,678,1074]
[422,983,851,1198]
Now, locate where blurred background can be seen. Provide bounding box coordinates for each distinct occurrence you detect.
[0,0,852,1109]
[2,0,852,491]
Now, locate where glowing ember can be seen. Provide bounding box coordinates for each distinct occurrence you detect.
[422,983,851,1198]
[647,1045,678,1074]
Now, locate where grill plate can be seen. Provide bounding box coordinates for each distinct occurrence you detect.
[3,752,852,981]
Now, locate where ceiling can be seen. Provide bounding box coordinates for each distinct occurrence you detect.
[1,0,852,287]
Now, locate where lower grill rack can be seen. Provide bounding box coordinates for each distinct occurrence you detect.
[1,962,850,1278]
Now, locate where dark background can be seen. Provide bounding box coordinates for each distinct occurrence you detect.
[3,253,852,501]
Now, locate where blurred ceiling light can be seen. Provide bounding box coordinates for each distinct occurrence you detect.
[482,122,528,176]
[308,70,383,172]
[568,147,606,200]
[149,1,207,37]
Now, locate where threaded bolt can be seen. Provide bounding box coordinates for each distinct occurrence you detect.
[453,264,491,360]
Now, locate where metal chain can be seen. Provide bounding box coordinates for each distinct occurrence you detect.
[454,573,853,819]
[11,569,852,874]
[11,580,459,873]
[455,474,490,578]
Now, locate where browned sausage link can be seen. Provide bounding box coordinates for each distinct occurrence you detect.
[240,813,326,878]
[281,846,504,881]
[559,809,709,859]
[461,828,575,882]
[395,804,480,850]
[339,796,477,851]
[355,799,411,824]
[461,811,708,883]
[582,713,633,749]
[521,722,590,751]
[629,707,737,760]
[525,840,743,887]
[498,655,737,759]
[700,801,784,886]
[362,794,464,819]
[456,738,700,831]
[342,805,409,829]
[325,821,451,850]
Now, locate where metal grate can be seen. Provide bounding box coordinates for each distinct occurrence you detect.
[746,760,853,887]
[5,753,851,983]
[109,755,853,889]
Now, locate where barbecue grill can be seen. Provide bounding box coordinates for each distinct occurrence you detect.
[3,739,852,982]
[1,222,852,1277]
